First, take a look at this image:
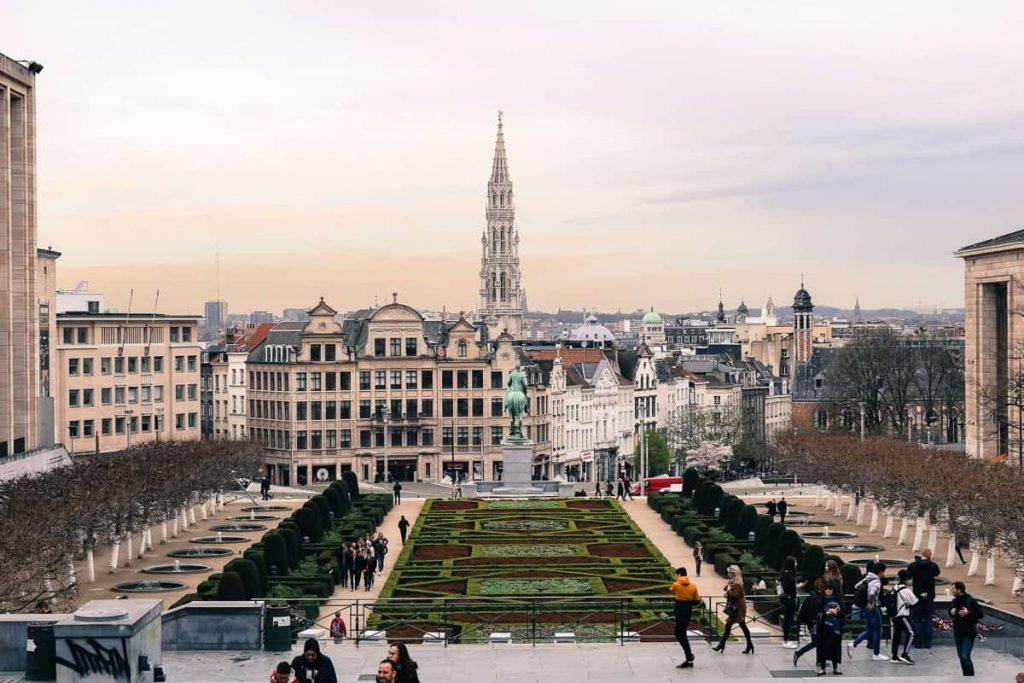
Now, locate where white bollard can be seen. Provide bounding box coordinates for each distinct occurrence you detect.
[856,500,866,526]
[86,549,96,583]
[172,517,179,538]
[200,502,208,521]
[161,522,168,544]
[189,507,197,525]
[1012,574,1023,596]
[181,509,189,531]
[897,518,910,546]
[125,533,133,566]
[814,491,822,507]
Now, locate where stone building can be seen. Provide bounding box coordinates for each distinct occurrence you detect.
[793,280,815,363]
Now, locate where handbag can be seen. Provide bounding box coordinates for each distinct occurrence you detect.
[724,601,737,618]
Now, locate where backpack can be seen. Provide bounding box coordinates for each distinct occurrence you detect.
[853,580,869,608]
[881,587,899,616]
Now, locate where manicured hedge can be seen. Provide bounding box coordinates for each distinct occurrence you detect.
[215,571,247,600]
[342,470,360,500]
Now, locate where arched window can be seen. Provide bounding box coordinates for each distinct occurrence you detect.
[815,408,829,431]
[490,273,498,301]
[500,192,505,206]
[500,272,507,301]
[457,340,468,358]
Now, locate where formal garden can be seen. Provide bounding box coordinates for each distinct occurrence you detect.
[373,497,710,643]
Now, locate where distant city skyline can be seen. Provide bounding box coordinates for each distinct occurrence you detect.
[9,1,1024,314]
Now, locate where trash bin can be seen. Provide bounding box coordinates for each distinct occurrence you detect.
[25,623,56,681]
[264,604,292,652]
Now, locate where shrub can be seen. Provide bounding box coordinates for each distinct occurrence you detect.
[683,523,708,547]
[293,507,324,543]
[225,558,262,599]
[263,532,290,577]
[310,495,332,529]
[765,522,785,567]
[278,526,302,568]
[169,593,202,609]
[323,487,344,518]
[738,505,758,541]
[753,514,773,556]
[243,550,269,593]
[801,544,826,583]
[695,479,714,512]
[715,553,737,577]
[215,571,247,601]
[705,484,724,518]
[342,470,360,500]
[682,467,700,496]
[776,530,804,571]
[840,563,863,596]
[724,497,745,536]
[332,482,352,515]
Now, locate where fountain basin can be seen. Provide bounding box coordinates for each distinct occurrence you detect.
[780,519,835,527]
[112,580,188,593]
[228,514,278,521]
[168,547,233,558]
[821,543,884,553]
[848,558,909,568]
[191,535,249,544]
[801,531,857,539]
[209,523,266,532]
[142,563,211,574]
[241,505,290,512]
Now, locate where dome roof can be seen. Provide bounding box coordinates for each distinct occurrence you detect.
[793,287,813,310]
[737,300,749,314]
[642,309,662,324]
[570,315,616,343]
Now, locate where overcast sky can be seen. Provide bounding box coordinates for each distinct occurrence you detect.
[6,1,1023,315]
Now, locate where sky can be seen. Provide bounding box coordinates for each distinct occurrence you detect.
[6,1,1024,316]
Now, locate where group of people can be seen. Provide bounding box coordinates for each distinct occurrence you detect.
[592,476,636,500]
[671,550,985,677]
[270,639,420,683]
[338,533,389,592]
[764,496,789,523]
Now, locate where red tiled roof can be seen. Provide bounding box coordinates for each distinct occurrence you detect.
[525,348,608,365]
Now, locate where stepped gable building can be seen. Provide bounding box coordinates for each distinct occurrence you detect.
[478,112,525,339]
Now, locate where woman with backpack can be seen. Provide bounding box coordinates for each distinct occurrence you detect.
[712,565,754,654]
[889,569,919,664]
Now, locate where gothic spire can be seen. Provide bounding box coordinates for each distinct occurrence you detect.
[490,110,510,185]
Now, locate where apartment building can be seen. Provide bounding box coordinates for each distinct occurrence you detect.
[54,311,202,453]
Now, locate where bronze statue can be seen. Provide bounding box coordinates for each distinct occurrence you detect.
[505,365,529,440]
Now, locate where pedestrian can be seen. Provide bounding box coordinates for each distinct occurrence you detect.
[387,642,421,683]
[291,638,338,683]
[955,538,968,565]
[778,496,789,524]
[376,659,397,683]
[338,544,349,589]
[616,479,625,501]
[455,481,462,499]
[693,541,704,577]
[779,556,800,648]
[911,547,940,648]
[605,480,613,497]
[625,477,635,500]
[670,566,700,669]
[393,481,402,506]
[330,611,347,643]
[363,552,375,590]
[822,559,845,607]
[261,476,272,501]
[594,481,601,498]
[890,569,918,664]
[816,584,844,675]
[766,498,777,520]
[270,661,293,683]
[793,579,824,667]
[374,533,388,574]
[849,561,887,661]
[949,580,984,676]
[398,515,410,544]
[712,565,754,655]
[353,551,366,593]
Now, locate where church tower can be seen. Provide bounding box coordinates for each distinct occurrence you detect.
[793,278,814,363]
[478,111,524,338]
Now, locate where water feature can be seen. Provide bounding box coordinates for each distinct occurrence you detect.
[191,535,249,544]
[848,557,909,567]
[228,514,277,521]
[821,543,885,553]
[209,523,266,532]
[241,505,289,512]
[801,530,857,539]
[780,519,833,527]
[112,580,188,593]
[167,547,233,558]
[142,562,211,575]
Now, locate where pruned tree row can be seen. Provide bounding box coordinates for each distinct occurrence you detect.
[0,440,263,613]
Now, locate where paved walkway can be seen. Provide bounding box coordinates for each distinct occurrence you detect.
[161,641,1024,681]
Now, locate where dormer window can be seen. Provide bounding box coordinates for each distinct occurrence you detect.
[457,340,468,358]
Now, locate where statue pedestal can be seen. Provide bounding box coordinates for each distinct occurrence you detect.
[492,439,542,495]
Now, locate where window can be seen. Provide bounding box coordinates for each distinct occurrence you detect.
[340,429,352,448]
[140,356,150,373]
[175,385,185,401]
[390,399,402,420]
[472,398,484,417]
[340,371,352,390]
[101,388,112,405]
[325,401,337,419]
[442,399,453,417]
[375,370,386,390]
[390,429,401,447]
[296,402,308,420]
[359,400,371,419]
[326,430,337,448]
[296,373,307,391]
[174,356,184,372]
[405,370,418,389]
[457,398,469,417]
[115,387,125,404]
[311,402,322,420]
[405,337,417,356]
[63,328,73,344]
[128,356,138,373]
[457,371,468,389]
[154,385,164,402]
[83,389,94,407]
[442,371,453,389]
[713,395,721,406]
[491,370,503,388]
[101,357,111,374]
[405,399,417,420]
[296,431,308,449]
[77,327,88,344]
[422,429,434,446]
[359,430,371,448]
[491,426,503,445]
[68,390,79,407]
[375,399,386,419]
[457,340,468,358]
[325,372,336,391]
[491,397,503,417]
[154,356,163,372]
[457,427,469,446]
[340,401,351,419]
[390,338,401,357]
[309,344,321,362]
[391,370,402,389]
[406,429,418,446]
[68,421,80,438]
[442,426,453,447]
[311,431,322,449]
[187,355,197,372]
[325,344,336,362]
[374,339,386,357]
[170,327,179,343]
[359,371,371,391]
[421,399,433,417]
[141,385,151,403]
[115,357,125,374]
[472,426,483,447]
[181,327,192,342]
[187,412,196,429]
[422,370,433,389]
[188,384,197,400]
[472,370,484,388]
[311,372,321,391]
[175,413,185,430]
[128,387,138,404]
[374,430,384,447]
[101,418,112,435]
[141,415,151,432]
[68,358,79,376]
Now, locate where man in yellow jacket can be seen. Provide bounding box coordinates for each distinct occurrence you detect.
[670,567,701,669]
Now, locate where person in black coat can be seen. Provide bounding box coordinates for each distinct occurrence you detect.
[910,548,941,648]
[949,581,984,676]
[766,498,777,520]
[777,496,789,523]
[353,552,366,593]
[291,638,338,683]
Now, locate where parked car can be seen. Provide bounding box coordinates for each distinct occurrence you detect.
[630,475,682,496]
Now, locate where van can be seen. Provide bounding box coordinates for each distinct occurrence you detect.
[630,475,682,496]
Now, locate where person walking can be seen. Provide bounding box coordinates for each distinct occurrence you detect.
[387,642,421,683]
[291,638,338,683]
[260,476,272,501]
[949,581,984,676]
[794,579,825,667]
[392,481,402,506]
[778,496,789,524]
[363,551,375,591]
[605,480,614,497]
[779,556,801,648]
[594,481,602,498]
[624,477,635,500]
[616,478,625,501]
[353,551,366,593]
[712,565,754,655]
[373,533,388,575]
[955,538,968,565]
[398,515,410,544]
[816,583,844,675]
[670,567,701,669]
[910,548,940,649]
[693,541,704,577]
[766,498,778,520]
[889,569,918,664]
[330,611,347,643]
[849,561,887,661]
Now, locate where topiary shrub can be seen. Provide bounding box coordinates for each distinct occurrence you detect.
[801,544,826,583]
[278,526,302,568]
[724,497,745,536]
[342,470,360,500]
[738,505,758,541]
[682,467,700,496]
[775,530,804,571]
[753,514,773,556]
[840,563,863,597]
[765,522,785,567]
[225,558,262,599]
[705,484,724,518]
[695,479,714,513]
[323,487,344,519]
[293,506,324,543]
[263,532,289,577]
[243,550,269,593]
[329,481,352,515]
[215,571,247,601]
[310,495,332,529]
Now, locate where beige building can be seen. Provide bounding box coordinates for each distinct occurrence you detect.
[54,310,202,453]
[956,230,1024,459]
[246,299,550,486]
[0,55,41,457]
[35,247,60,446]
